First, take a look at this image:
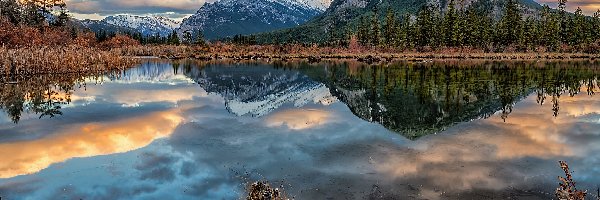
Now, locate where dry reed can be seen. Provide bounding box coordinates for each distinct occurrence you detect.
[0,46,138,77]
[120,44,600,62]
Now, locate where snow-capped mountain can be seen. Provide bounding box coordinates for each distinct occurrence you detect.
[178,0,326,39]
[183,64,337,117]
[102,15,181,37]
[77,19,138,35]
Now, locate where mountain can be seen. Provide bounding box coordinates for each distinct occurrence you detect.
[76,19,138,35]
[102,15,181,37]
[183,63,337,117]
[178,0,326,40]
[256,0,544,43]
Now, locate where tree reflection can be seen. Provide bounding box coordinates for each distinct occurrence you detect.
[297,60,600,139]
[0,72,113,123]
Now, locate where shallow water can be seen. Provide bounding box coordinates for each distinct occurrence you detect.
[0,59,599,199]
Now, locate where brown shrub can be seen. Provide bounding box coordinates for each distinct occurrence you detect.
[72,32,97,47]
[99,34,140,49]
[556,161,587,200]
[9,26,44,47]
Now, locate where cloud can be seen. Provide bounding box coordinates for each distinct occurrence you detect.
[0,109,183,179]
[65,0,216,17]
[537,0,600,15]
[265,109,331,130]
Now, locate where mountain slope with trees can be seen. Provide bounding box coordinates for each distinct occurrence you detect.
[254,0,599,53]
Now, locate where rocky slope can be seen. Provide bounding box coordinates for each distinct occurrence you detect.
[178,0,327,39]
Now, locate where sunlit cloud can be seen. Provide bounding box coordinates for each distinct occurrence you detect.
[64,0,217,20]
[265,109,331,130]
[374,89,600,195]
[0,109,183,179]
[537,0,600,15]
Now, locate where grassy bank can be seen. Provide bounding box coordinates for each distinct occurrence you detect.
[120,44,600,62]
[0,46,139,77]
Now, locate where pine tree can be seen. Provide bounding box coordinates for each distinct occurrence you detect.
[0,0,22,24]
[415,4,435,48]
[195,29,206,46]
[519,17,537,51]
[557,0,570,44]
[592,10,600,42]
[443,0,459,46]
[540,5,560,50]
[497,0,522,46]
[52,6,69,27]
[572,7,585,45]
[357,16,370,46]
[182,31,193,44]
[21,1,45,26]
[383,8,398,47]
[371,8,381,47]
[168,30,180,45]
[397,14,412,49]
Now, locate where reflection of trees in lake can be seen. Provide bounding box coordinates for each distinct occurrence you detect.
[297,61,600,139]
[0,73,111,123]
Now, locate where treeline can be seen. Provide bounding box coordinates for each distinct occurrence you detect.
[329,0,600,53]
[103,29,208,46]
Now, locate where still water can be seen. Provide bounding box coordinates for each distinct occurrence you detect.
[0,59,599,199]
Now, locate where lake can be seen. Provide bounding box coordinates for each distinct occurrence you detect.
[0,59,599,199]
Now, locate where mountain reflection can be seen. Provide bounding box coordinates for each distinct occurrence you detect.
[293,60,600,139]
[1,60,599,140]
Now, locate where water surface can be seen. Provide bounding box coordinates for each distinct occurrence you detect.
[0,59,599,199]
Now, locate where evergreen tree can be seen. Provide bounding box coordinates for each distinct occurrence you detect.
[415,4,435,48]
[371,8,381,47]
[0,0,22,24]
[195,29,206,46]
[592,10,600,41]
[52,6,69,27]
[540,5,560,50]
[357,16,370,45]
[21,1,46,26]
[557,0,570,44]
[383,8,398,47]
[397,14,412,49]
[519,17,537,50]
[168,30,180,45]
[497,0,522,46]
[572,7,585,45]
[443,0,460,46]
[183,31,193,44]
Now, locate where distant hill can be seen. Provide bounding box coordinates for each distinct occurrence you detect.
[255,0,544,43]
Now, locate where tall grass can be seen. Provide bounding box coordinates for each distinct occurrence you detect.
[120,44,600,62]
[0,46,138,77]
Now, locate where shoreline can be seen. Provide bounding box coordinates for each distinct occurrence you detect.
[158,53,600,63]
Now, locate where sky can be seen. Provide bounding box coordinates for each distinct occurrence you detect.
[65,0,218,21]
[66,0,599,21]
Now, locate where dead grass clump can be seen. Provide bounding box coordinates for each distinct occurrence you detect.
[0,46,138,76]
[246,181,289,200]
[556,161,587,200]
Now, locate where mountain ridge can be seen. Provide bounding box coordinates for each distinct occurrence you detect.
[177,0,325,40]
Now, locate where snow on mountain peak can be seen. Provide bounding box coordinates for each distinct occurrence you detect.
[102,15,181,37]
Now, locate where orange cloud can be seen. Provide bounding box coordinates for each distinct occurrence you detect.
[0,109,183,179]
[265,109,331,130]
[374,90,600,195]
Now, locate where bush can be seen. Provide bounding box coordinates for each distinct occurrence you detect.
[99,35,140,49]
